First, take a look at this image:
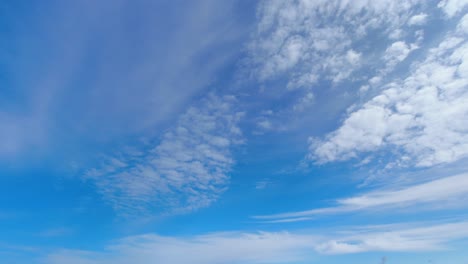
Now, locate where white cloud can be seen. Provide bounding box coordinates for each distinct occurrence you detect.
[315,221,468,254]
[44,232,316,264]
[84,94,243,215]
[249,0,427,90]
[43,221,468,263]
[257,120,273,130]
[458,13,468,33]
[293,92,315,112]
[408,13,428,26]
[310,15,468,167]
[383,41,417,69]
[0,0,243,161]
[253,172,468,221]
[339,172,468,208]
[346,49,362,66]
[438,0,468,17]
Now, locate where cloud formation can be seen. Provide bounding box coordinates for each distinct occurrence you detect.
[311,13,468,167]
[43,220,468,263]
[315,221,468,254]
[0,0,243,160]
[249,0,427,90]
[44,232,316,264]
[254,172,468,221]
[85,95,243,215]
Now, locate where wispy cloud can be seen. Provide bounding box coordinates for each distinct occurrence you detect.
[44,232,316,264]
[315,220,468,254]
[42,220,468,263]
[0,0,244,161]
[85,94,244,216]
[254,172,468,221]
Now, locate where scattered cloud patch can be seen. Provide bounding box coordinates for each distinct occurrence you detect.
[84,95,244,216]
[438,0,468,17]
[310,15,468,167]
[408,13,429,26]
[383,41,417,68]
[249,0,429,90]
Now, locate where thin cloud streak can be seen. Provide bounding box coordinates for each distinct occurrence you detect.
[254,172,468,221]
[42,220,468,263]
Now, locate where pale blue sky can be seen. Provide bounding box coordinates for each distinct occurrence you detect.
[1,0,468,263]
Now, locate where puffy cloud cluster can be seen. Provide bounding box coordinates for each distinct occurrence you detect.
[249,0,426,90]
[85,95,243,215]
[438,0,468,17]
[311,14,468,167]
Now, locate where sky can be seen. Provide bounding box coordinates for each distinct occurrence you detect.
[1,0,468,263]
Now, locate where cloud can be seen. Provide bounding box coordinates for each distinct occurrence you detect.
[255,179,271,190]
[293,92,315,112]
[253,172,468,221]
[44,232,316,264]
[246,0,443,130]
[0,0,244,160]
[249,0,428,90]
[42,220,468,263]
[459,13,468,33]
[383,41,417,68]
[315,221,468,254]
[438,0,468,17]
[0,114,44,158]
[84,94,244,216]
[408,13,428,25]
[310,14,468,167]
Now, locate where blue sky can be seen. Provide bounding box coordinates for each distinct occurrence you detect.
[1,0,468,263]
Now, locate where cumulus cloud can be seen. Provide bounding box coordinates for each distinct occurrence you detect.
[310,14,468,167]
[84,95,243,215]
[254,172,468,221]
